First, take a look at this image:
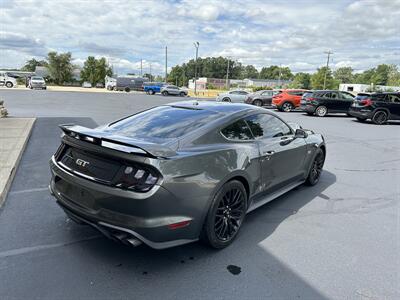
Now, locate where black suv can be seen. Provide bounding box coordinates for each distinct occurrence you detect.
[300,90,355,117]
[348,92,400,124]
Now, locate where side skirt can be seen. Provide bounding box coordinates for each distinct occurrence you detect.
[246,180,305,213]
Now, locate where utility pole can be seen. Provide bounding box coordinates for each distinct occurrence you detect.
[226,58,230,90]
[278,64,282,87]
[149,63,152,81]
[140,59,143,77]
[194,42,199,95]
[323,50,333,90]
[165,46,168,83]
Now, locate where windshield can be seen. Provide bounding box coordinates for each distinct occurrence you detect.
[106,106,222,140]
[32,77,44,80]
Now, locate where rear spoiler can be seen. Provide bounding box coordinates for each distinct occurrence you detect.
[59,124,177,158]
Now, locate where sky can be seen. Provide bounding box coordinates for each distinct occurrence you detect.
[0,0,399,75]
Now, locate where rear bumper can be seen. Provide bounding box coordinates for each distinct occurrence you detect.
[348,107,372,119]
[300,103,316,113]
[49,157,198,249]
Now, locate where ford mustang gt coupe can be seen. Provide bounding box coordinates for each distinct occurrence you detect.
[49,101,326,249]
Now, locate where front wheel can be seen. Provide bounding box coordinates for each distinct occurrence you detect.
[315,106,328,117]
[253,99,263,107]
[222,97,231,102]
[180,92,186,97]
[281,102,294,112]
[162,91,168,96]
[5,82,13,88]
[305,148,325,186]
[372,110,388,125]
[201,180,247,249]
[124,87,130,92]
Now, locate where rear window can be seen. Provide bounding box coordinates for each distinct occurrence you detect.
[107,106,221,140]
[302,92,313,98]
[355,94,370,101]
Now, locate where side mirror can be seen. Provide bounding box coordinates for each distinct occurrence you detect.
[294,128,308,139]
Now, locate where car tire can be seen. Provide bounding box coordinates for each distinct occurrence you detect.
[180,92,186,97]
[124,87,130,92]
[253,99,263,107]
[281,102,294,112]
[151,90,156,95]
[222,97,231,102]
[305,148,325,186]
[356,117,366,122]
[201,180,247,249]
[372,110,388,125]
[162,91,169,96]
[148,89,153,95]
[5,82,13,88]
[315,106,328,117]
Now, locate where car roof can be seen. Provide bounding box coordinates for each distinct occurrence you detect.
[166,100,265,115]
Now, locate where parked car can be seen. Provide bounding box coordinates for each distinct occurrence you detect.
[0,71,17,88]
[216,90,250,103]
[271,89,309,112]
[245,90,279,107]
[28,76,46,90]
[82,82,92,88]
[95,83,104,88]
[49,101,325,249]
[299,90,355,117]
[143,82,164,95]
[161,85,187,96]
[348,92,400,124]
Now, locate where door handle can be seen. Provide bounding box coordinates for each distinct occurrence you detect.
[263,150,275,156]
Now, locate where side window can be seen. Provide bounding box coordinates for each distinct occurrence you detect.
[221,119,253,141]
[245,114,292,139]
[330,92,339,99]
[388,94,400,103]
[322,92,331,98]
[340,92,355,100]
[372,94,387,102]
[239,91,248,95]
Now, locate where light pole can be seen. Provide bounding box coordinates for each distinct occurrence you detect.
[226,58,230,90]
[323,50,333,90]
[194,42,199,95]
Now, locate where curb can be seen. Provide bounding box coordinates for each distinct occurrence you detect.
[0,118,36,208]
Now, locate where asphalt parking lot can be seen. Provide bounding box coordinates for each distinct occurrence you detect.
[0,89,399,300]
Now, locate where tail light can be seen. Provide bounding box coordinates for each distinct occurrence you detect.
[115,165,160,192]
[359,98,372,106]
[306,97,316,101]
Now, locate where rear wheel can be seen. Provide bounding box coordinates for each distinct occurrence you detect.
[253,99,263,107]
[180,92,186,97]
[281,102,294,112]
[222,97,231,102]
[124,87,130,92]
[315,106,328,117]
[372,110,388,125]
[305,148,325,186]
[201,180,247,249]
[147,89,153,95]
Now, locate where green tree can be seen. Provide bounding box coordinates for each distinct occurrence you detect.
[22,58,47,72]
[387,65,400,86]
[334,67,353,84]
[241,65,259,79]
[371,64,391,85]
[290,72,311,89]
[259,65,293,80]
[311,67,338,89]
[47,51,73,85]
[80,56,112,86]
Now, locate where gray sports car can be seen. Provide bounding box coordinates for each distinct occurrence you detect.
[49,101,326,249]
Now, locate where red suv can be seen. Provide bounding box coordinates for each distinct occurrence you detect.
[272,89,309,112]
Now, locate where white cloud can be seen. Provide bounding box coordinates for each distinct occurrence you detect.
[0,0,399,73]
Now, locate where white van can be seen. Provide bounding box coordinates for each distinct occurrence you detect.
[0,71,17,88]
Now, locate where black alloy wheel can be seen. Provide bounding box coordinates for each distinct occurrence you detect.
[202,180,247,248]
[372,110,388,125]
[305,148,325,186]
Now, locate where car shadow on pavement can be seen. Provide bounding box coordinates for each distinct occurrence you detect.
[0,117,334,299]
